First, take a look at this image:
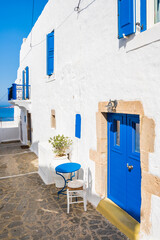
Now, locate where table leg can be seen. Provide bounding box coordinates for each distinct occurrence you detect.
[56,172,67,198]
[56,171,76,198]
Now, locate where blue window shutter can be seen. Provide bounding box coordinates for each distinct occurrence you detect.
[47,31,54,75]
[22,70,25,100]
[140,0,147,32]
[75,114,81,139]
[12,84,17,100]
[118,0,136,39]
[25,66,29,99]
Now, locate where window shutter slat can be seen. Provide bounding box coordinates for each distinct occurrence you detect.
[47,32,54,75]
[140,0,147,32]
[118,0,136,39]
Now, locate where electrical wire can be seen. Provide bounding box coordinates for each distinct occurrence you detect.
[20,8,75,63]
[20,0,86,64]
[74,0,82,12]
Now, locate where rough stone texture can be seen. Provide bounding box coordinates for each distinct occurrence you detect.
[0,142,128,240]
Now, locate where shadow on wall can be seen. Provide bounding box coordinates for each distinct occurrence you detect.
[118,33,135,49]
[30,141,39,156]
[78,167,93,197]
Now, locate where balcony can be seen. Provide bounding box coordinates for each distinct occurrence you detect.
[8,83,31,110]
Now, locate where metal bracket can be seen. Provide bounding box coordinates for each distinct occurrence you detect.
[136,22,143,31]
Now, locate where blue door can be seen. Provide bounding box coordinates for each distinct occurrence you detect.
[108,113,141,222]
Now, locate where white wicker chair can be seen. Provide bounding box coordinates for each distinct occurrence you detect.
[67,168,88,214]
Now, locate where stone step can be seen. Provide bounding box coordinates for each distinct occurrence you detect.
[97,198,140,240]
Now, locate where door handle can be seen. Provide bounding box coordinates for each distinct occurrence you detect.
[127,163,133,171]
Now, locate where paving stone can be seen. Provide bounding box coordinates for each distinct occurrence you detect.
[0,142,129,240]
[20,236,30,240]
[8,221,23,228]
[0,204,4,210]
[0,229,8,239]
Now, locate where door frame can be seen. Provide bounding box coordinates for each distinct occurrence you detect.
[89,100,156,233]
[27,111,32,144]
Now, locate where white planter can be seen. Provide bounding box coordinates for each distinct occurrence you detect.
[50,155,70,188]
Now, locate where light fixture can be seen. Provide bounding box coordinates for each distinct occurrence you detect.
[106,99,118,112]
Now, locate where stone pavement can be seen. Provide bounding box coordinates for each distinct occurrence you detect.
[0,142,128,240]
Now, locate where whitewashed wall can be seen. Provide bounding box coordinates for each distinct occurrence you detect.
[19,108,28,145]
[17,0,160,238]
[0,121,19,143]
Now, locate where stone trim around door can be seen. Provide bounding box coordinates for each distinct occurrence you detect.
[89,100,159,235]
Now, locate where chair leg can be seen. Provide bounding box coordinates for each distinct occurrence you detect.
[83,191,87,211]
[67,189,70,214]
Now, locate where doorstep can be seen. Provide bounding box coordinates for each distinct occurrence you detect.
[96,198,140,240]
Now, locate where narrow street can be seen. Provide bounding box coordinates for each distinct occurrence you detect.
[0,142,128,240]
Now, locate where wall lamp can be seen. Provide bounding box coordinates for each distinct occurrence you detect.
[106,99,118,112]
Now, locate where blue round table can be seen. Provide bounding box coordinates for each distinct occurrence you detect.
[55,162,81,197]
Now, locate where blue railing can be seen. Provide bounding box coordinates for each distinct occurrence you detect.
[8,83,31,101]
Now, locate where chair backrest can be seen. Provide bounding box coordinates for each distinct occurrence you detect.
[78,166,88,188]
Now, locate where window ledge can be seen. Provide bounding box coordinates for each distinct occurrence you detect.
[126,22,160,52]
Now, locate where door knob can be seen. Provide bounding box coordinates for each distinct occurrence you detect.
[127,163,133,171]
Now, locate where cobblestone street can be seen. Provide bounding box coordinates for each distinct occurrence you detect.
[0,142,128,240]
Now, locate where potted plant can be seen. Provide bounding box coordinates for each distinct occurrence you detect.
[48,134,73,188]
[49,134,73,158]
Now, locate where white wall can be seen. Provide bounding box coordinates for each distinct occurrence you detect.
[20,108,28,145]
[0,121,20,143]
[17,0,160,238]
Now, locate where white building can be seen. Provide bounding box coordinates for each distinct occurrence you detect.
[9,0,160,239]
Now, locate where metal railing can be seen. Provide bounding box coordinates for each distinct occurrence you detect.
[8,84,31,101]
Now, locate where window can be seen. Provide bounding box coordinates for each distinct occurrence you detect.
[118,0,146,39]
[135,123,140,152]
[116,120,120,146]
[155,0,160,23]
[47,31,54,76]
[51,109,56,128]
[75,114,81,139]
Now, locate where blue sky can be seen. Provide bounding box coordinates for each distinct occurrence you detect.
[0,0,48,104]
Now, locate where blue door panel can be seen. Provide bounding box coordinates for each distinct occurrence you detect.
[108,114,127,210]
[108,113,141,222]
[109,157,126,209]
[126,157,141,222]
[126,115,141,222]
